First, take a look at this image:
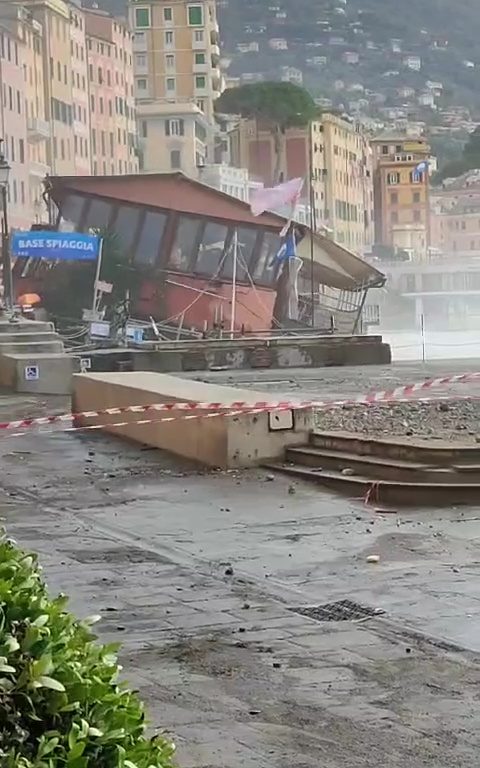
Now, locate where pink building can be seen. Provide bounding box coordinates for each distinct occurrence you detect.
[70,4,90,175]
[0,24,30,230]
[85,8,138,176]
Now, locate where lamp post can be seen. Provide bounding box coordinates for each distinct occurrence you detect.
[0,149,11,311]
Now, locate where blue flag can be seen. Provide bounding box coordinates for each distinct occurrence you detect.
[275,231,297,262]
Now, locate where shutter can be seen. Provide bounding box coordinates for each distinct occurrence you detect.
[165,119,170,136]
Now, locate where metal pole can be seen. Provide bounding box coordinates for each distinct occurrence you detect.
[308,126,315,327]
[91,237,104,315]
[1,184,12,311]
[230,229,237,338]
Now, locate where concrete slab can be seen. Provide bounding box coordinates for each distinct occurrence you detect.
[0,341,64,354]
[72,371,313,467]
[0,352,79,394]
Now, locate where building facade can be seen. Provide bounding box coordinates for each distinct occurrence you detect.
[130,0,222,173]
[0,15,30,229]
[0,0,138,233]
[371,133,430,259]
[229,113,374,254]
[85,8,138,176]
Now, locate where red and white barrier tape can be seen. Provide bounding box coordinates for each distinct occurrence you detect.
[3,395,478,440]
[0,370,479,434]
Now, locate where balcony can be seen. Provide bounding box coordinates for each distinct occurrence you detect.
[27,117,50,143]
[29,160,49,179]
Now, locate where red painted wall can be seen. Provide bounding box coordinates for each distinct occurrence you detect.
[248,140,273,185]
[286,136,308,179]
[136,273,275,332]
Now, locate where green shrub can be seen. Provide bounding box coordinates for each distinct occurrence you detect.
[0,533,175,768]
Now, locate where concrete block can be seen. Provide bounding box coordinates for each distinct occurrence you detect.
[0,341,64,355]
[0,332,61,344]
[0,319,54,334]
[72,372,313,468]
[0,353,79,394]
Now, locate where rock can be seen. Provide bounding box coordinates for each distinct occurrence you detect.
[366,554,380,563]
[265,474,275,482]
[341,468,355,476]
[116,626,126,631]
[273,662,281,669]
[288,484,296,494]
[438,402,449,412]
[405,647,412,654]
[242,603,250,610]
[224,566,234,576]
[238,627,246,633]
[249,710,260,716]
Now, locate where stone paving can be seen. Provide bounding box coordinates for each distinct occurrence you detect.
[2,362,480,766]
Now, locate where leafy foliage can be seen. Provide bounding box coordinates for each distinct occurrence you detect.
[215,81,317,130]
[0,532,175,768]
[435,127,480,183]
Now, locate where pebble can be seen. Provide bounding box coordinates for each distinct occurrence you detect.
[315,400,480,443]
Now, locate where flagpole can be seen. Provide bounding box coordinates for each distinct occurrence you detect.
[308,126,315,328]
[230,229,238,338]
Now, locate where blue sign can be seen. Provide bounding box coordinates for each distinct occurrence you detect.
[11,231,100,261]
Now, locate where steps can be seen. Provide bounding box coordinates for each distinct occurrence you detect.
[0,318,78,394]
[265,431,480,507]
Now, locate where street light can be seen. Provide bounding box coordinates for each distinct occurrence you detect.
[0,147,12,311]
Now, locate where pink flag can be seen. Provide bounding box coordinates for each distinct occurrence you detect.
[250,177,304,217]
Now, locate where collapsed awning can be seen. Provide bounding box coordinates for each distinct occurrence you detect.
[296,231,385,290]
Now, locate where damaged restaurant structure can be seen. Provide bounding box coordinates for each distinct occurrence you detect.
[18,173,385,333]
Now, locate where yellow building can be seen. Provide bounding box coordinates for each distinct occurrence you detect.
[371,132,430,259]
[229,112,373,254]
[317,113,373,253]
[129,0,222,173]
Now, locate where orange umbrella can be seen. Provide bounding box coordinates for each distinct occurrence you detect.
[17,293,41,306]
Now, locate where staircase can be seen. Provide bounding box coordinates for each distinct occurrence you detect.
[265,431,480,506]
[0,318,79,395]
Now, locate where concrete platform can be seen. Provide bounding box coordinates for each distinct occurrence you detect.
[72,371,313,468]
[81,333,392,374]
[0,340,65,355]
[0,352,79,395]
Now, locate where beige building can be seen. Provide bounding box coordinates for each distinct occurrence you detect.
[70,2,89,174]
[138,101,209,177]
[24,0,78,175]
[130,0,222,173]
[230,113,374,253]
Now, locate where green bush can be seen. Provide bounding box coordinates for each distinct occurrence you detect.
[0,533,175,768]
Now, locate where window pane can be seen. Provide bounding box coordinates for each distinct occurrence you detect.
[60,194,87,230]
[169,216,202,271]
[223,227,257,280]
[84,199,113,231]
[253,232,282,285]
[135,8,150,27]
[134,211,167,266]
[112,206,141,257]
[195,221,228,276]
[188,5,203,25]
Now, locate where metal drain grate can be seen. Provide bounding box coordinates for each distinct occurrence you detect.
[290,599,384,622]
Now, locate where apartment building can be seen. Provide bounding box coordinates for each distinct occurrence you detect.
[229,113,374,253]
[0,12,30,230]
[130,0,223,173]
[371,132,430,259]
[85,7,138,176]
[70,2,89,174]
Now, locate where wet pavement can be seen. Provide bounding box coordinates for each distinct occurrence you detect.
[1,362,480,766]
